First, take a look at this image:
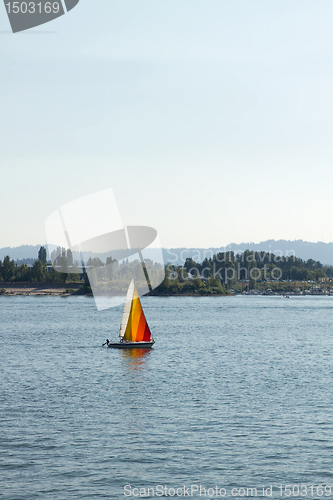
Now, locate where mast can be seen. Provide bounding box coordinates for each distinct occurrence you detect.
[119,280,135,338]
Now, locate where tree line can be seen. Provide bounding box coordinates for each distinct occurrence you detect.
[178,250,332,282]
[1,247,332,293]
[155,250,333,294]
[0,247,73,283]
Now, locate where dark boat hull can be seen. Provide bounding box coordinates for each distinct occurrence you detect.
[107,341,154,349]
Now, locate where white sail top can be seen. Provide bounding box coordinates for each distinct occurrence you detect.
[119,279,135,338]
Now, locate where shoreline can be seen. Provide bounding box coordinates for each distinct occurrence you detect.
[1,283,331,298]
[0,282,81,296]
[0,282,231,297]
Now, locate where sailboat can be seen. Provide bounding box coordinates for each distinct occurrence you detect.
[107,280,155,348]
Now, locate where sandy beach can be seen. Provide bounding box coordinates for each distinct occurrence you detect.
[0,282,81,296]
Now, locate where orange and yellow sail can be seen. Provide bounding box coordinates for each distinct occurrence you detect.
[120,280,153,342]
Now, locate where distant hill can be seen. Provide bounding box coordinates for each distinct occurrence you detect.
[0,245,42,261]
[1,240,333,265]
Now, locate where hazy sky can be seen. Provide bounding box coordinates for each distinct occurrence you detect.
[1,0,333,248]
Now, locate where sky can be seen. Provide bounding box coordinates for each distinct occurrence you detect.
[1,0,333,249]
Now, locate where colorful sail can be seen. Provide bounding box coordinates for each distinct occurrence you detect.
[120,280,153,342]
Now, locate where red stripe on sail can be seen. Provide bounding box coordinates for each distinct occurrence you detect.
[136,311,146,342]
[142,322,151,342]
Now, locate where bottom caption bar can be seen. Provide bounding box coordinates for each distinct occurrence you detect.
[124,484,332,497]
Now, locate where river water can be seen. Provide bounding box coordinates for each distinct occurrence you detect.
[1,295,333,499]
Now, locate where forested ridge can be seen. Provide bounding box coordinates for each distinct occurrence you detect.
[1,246,332,296]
